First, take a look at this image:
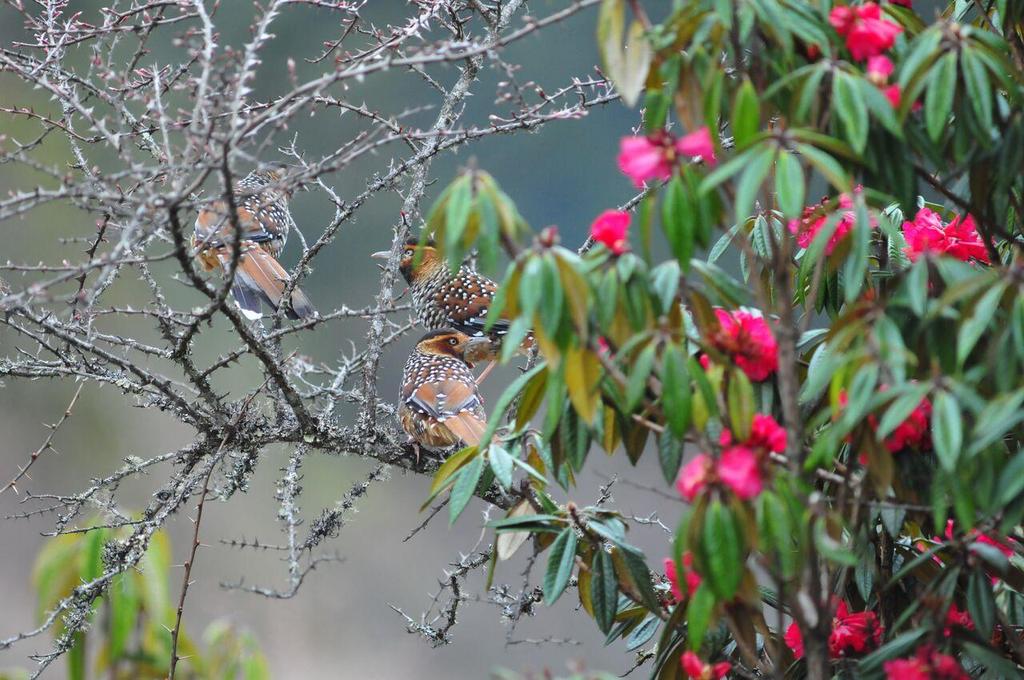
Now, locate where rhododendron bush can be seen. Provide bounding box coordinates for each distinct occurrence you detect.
[421,1,1024,679]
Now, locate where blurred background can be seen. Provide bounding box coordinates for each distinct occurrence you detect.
[0,1,684,677]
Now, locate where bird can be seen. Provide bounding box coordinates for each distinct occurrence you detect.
[372,237,530,361]
[192,169,316,320]
[398,329,492,457]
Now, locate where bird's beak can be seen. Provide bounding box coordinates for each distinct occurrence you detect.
[464,336,496,364]
[370,250,391,260]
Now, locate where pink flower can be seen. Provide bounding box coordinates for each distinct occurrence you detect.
[788,190,877,255]
[618,134,675,187]
[717,446,763,499]
[664,552,702,603]
[830,3,904,61]
[884,646,969,680]
[677,454,713,501]
[590,210,631,255]
[882,84,923,112]
[748,414,787,453]
[676,126,717,167]
[664,557,682,601]
[867,55,894,83]
[681,651,731,680]
[707,308,778,382]
[903,208,990,263]
[786,602,883,660]
[720,413,786,453]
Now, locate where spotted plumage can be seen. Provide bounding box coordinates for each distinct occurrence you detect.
[398,330,491,453]
[193,169,315,320]
[373,238,530,358]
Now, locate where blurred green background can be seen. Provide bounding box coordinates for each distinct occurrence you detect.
[0,2,680,677]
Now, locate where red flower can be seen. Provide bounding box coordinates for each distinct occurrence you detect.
[902,208,990,263]
[717,446,763,500]
[707,308,778,381]
[784,622,804,659]
[676,126,717,167]
[943,604,974,637]
[681,651,731,679]
[664,551,703,603]
[884,394,931,452]
[884,646,969,680]
[830,2,903,61]
[829,601,883,657]
[590,210,631,255]
[890,0,912,7]
[677,454,713,501]
[788,190,877,255]
[618,134,675,187]
[785,602,883,660]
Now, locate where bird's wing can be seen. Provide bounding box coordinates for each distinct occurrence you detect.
[438,272,509,336]
[194,200,279,249]
[406,379,487,446]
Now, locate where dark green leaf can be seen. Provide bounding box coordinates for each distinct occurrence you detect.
[931,391,962,472]
[543,528,578,605]
[732,77,760,148]
[591,550,618,633]
[925,51,958,142]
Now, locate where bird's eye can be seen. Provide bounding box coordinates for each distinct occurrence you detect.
[405,249,414,256]
[448,337,457,345]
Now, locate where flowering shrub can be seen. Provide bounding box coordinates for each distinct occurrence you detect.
[422,1,1024,679]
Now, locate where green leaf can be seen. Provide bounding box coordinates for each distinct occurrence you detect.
[969,388,1024,455]
[727,369,755,442]
[702,500,743,600]
[843,199,871,303]
[444,176,473,267]
[543,528,578,605]
[686,584,715,650]
[906,257,929,316]
[427,445,479,502]
[662,176,695,270]
[967,568,996,638]
[626,343,656,412]
[108,573,138,662]
[449,453,485,524]
[489,444,514,489]
[931,391,963,472]
[774,152,805,219]
[660,343,692,439]
[876,382,931,440]
[794,143,851,192]
[480,364,546,448]
[995,450,1024,506]
[925,51,958,142]
[957,282,1004,366]
[657,434,683,486]
[590,550,618,633]
[734,145,775,222]
[858,629,929,673]
[833,71,869,153]
[961,48,993,132]
[732,77,760,148]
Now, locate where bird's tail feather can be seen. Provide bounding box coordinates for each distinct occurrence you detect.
[219,248,316,320]
[445,412,487,448]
